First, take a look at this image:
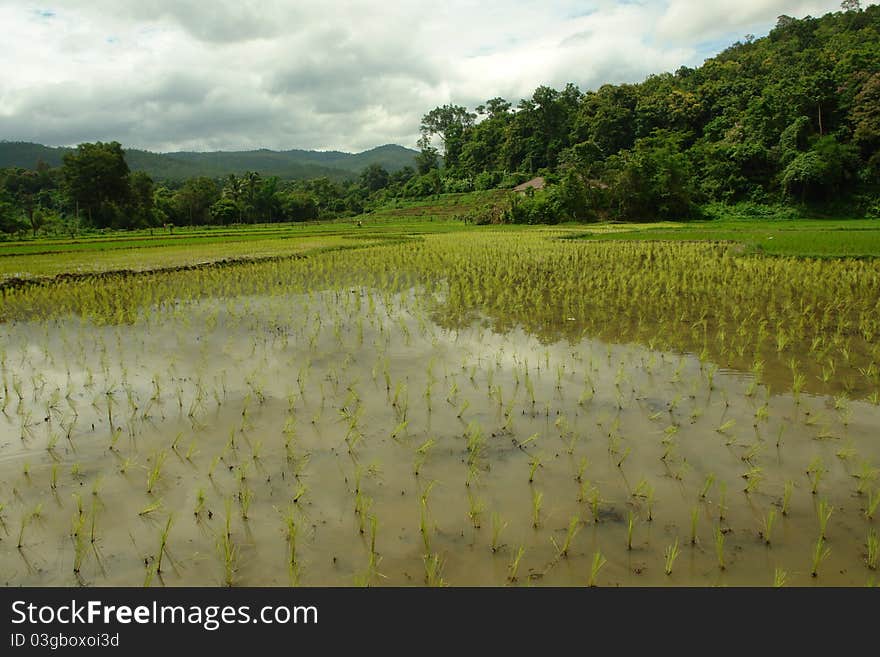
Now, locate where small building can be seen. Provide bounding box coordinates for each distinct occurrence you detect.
[512,177,546,193]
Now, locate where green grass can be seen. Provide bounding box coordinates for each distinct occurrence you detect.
[570,220,880,257]
[0,192,513,281]
[2,191,878,283]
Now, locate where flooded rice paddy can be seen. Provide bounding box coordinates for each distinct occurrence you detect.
[1,234,879,586]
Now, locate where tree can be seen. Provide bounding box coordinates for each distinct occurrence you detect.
[61,141,131,228]
[129,171,157,227]
[359,163,390,192]
[280,192,319,222]
[222,174,245,222]
[841,1,861,12]
[210,197,239,225]
[388,166,416,189]
[852,73,880,154]
[304,177,343,215]
[0,195,26,234]
[782,136,859,202]
[775,15,796,30]
[415,135,439,175]
[253,177,281,222]
[420,104,476,170]
[173,177,219,225]
[2,169,41,235]
[242,171,261,222]
[476,97,512,118]
[576,84,639,157]
[605,130,699,221]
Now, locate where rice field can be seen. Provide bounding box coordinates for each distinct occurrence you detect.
[1,230,879,587]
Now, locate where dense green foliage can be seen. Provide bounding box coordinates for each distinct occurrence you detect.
[0,146,424,231]
[417,4,880,222]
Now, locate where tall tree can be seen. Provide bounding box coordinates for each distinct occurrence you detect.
[61,141,131,228]
[173,177,219,225]
[359,163,390,192]
[420,104,476,170]
[129,171,157,228]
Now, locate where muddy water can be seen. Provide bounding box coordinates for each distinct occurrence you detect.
[1,286,878,587]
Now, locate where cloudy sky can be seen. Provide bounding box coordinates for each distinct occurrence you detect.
[0,0,847,153]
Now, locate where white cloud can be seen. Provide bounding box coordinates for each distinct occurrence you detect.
[657,0,845,42]
[0,0,847,152]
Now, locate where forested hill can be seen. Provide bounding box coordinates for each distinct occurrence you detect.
[0,142,418,181]
[418,4,880,220]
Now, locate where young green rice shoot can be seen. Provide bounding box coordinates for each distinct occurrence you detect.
[866,529,878,570]
[761,508,777,546]
[817,499,833,539]
[811,537,831,578]
[714,526,725,571]
[774,568,787,587]
[507,546,525,583]
[664,539,680,576]
[588,551,607,587]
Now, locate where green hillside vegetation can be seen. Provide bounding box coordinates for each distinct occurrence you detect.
[412,5,879,222]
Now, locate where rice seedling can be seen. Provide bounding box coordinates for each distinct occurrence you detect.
[424,553,446,587]
[194,488,206,517]
[17,512,32,549]
[528,453,543,483]
[714,526,725,571]
[467,492,484,529]
[532,489,543,528]
[807,457,825,495]
[854,462,878,496]
[862,529,879,571]
[816,499,833,539]
[156,515,173,573]
[419,498,432,553]
[553,515,580,558]
[281,507,299,584]
[690,506,699,545]
[782,480,794,516]
[587,550,606,587]
[760,508,777,546]
[239,486,254,521]
[664,539,680,575]
[774,568,787,587]
[139,499,163,516]
[218,498,238,587]
[743,466,763,494]
[575,456,589,483]
[811,537,831,578]
[716,419,736,435]
[699,474,715,500]
[866,489,880,520]
[490,512,507,553]
[507,546,525,583]
[146,449,168,494]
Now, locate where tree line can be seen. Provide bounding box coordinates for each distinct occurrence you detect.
[1,3,878,235]
[0,140,429,235]
[416,2,879,222]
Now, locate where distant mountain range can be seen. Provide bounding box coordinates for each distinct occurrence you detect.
[0,141,419,181]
